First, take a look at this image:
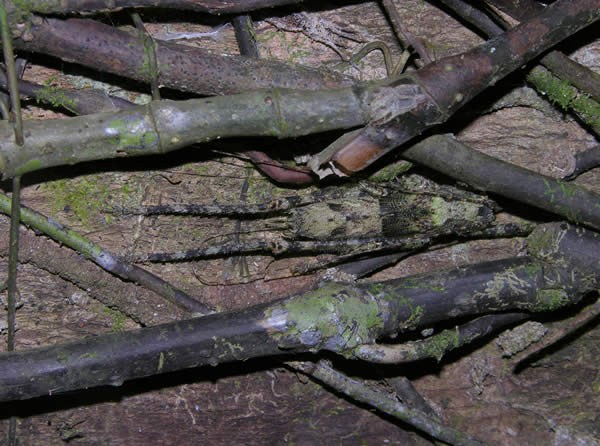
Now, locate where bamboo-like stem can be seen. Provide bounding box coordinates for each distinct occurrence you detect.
[1,3,23,443]
[5,178,19,352]
[0,85,370,178]
[0,0,22,145]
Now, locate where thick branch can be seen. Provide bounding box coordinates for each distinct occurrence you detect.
[0,86,369,178]
[9,0,305,15]
[0,222,596,402]
[13,17,353,96]
[318,0,600,173]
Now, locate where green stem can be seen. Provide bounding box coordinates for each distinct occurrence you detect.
[0,0,23,145]
[6,176,19,352]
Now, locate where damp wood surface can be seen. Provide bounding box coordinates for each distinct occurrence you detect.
[0,1,599,445]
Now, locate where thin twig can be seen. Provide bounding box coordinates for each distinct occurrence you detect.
[380,0,432,65]
[289,360,487,446]
[0,193,214,314]
[354,313,529,363]
[232,15,259,58]
[510,297,600,369]
[0,2,23,444]
[131,12,161,100]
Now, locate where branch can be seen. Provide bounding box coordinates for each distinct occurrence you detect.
[12,17,353,96]
[527,66,600,136]
[0,222,596,402]
[0,85,369,178]
[9,0,306,15]
[402,134,600,231]
[0,193,213,314]
[354,312,529,363]
[0,0,595,185]
[0,216,190,324]
[291,360,487,446]
[313,0,599,174]
[446,0,600,104]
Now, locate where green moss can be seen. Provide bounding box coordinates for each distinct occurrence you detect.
[14,159,42,175]
[523,263,542,280]
[542,178,577,203]
[35,76,77,112]
[368,161,413,182]
[288,48,311,64]
[106,117,158,152]
[12,0,55,14]
[422,328,460,361]
[592,376,600,393]
[368,283,424,331]
[41,175,111,227]
[270,282,383,353]
[528,67,600,129]
[157,352,165,372]
[104,307,127,332]
[246,171,273,203]
[535,288,569,312]
[526,228,556,258]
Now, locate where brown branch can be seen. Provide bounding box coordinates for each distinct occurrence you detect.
[483,0,543,22]
[13,17,354,96]
[449,0,600,102]
[9,0,306,15]
[380,0,432,65]
[320,0,600,174]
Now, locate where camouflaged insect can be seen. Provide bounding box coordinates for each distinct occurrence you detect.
[111,174,505,263]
